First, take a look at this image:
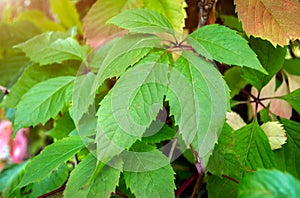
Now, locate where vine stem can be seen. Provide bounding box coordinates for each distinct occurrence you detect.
[175,174,197,197]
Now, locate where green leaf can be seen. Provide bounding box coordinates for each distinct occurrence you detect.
[280,88,300,114]
[48,111,75,140]
[142,124,177,144]
[220,15,243,32]
[0,163,27,196]
[1,62,78,108]
[107,8,175,36]
[224,67,248,98]
[96,51,169,162]
[16,10,65,32]
[188,24,266,73]
[233,121,276,171]
[207,175,238,198]
[0,55,29,86]
[50,0,82,30]
[18,136,84,188]
[29,164,68,198]
[284,59,300,75]
[207,123,243,179]
[242,37,286,90]
[64,154,121,198]
[123,149,175,198]
[72,72,96,125]
[14,32,86,65]
[0,20,41,49]
[83,0,144,47]
[238,169,300,198]
[275,118,300,179]
[14,76,75,131]
[144,0,186,33]
[166,51,229,165]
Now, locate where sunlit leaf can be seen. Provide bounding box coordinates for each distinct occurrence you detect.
[14,32,87,65]
[50,0,82,31]
[107,8,175,36]
[234,0,300,46]
[226,111,246,130]
[144,0,186,33]
[83,0,144,47]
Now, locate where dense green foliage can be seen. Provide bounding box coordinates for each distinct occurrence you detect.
[0,0,300,197]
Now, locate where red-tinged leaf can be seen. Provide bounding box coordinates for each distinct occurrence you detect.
[234,0,300,46]
[270,79,292,119]
[285,71,300,92]
[83,0,143,47]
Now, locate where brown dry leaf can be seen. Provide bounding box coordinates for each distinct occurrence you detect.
[234,0,300,46]
[261,121,287,150]
[83,0,143,47]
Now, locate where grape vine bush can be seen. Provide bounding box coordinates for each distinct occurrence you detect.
[0,0,300,197]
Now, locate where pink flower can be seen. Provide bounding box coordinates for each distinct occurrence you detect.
[0,120,28,170]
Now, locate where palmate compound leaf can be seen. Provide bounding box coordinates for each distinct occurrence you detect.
[83,0,144,47]
[96,51,170,163]
[17,136,84,188]
[234,0,300,46]
[14,32,87,66]
[238,169,300,198]
[14,76,74,132]
[166,51,229,166]
[188,24,266,73]
[64,154,121,198]
[107,8,175,38]
[73,34,159,125]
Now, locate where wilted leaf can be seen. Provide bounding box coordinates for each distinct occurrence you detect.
[234,0,300,46]
[261,121,287,150]
[83,0,143,47]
